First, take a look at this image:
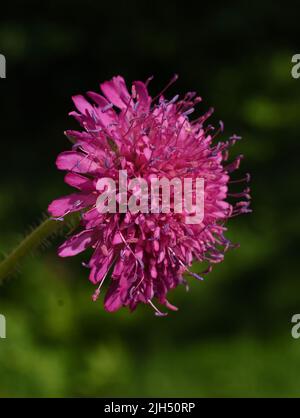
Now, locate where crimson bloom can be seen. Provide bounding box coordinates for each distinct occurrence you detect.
[48,75,251,316]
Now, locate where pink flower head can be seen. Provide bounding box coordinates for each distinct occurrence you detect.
[48,75,251,316]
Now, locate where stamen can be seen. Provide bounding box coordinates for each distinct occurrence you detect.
[119,230,144,269]
[123,96,134,118]
[101,103,114,113]
[72,144,84,152]
[92,270,109,302]
[152,74,179,103]
[224,155,244,172]
[130,267,144,298]
[182,108,195,117]
[70,153,90,172]
[169,94,179,104]
[185,92,197,100]
[228,189,251,199]
[90,110,98,124]
[131,85,137,99]
[86,127,103,134]
[168,247,203,281]
[229,173,251,184]
[200,265,213,275]
[145,75,154,87]
[211,120,225,140]
[236,201,251,208]
[189,272,204,281]
[92,289,100,302]
[192,107,214,125]
[148,299,168,317]
[230,134,242,141]
[50,205,75,221]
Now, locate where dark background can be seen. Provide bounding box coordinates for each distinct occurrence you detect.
[0,0,300,397]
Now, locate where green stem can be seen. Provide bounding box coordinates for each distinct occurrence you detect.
[0,213,80,284]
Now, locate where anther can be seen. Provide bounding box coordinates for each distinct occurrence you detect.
[148,299,168,317]
[101,103,114,113]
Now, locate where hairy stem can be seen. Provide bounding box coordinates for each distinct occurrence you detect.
[0,213,80,284]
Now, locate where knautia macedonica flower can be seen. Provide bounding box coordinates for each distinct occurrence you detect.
[48,75,251,316]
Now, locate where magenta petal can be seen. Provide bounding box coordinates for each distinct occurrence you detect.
[112,232,123,245]
[65,129,93,141]
[104,282,123,312]
[165,300,179,312]
[133,81,151,112]
[82,208,100,222]
[56,151,99,174]
[86,91,119,130]
[89,250,114,284]
[68,111,84,124]
[112,259,124,277]
[48,196,72,217]
[48,193,95,217]
[64,172,94,191]
[58,229,95,257]
[72,95,93,115]
[87,91,109,107]
[101,76,130,109]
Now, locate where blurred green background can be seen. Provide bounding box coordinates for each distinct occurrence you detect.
[1,0,300,397]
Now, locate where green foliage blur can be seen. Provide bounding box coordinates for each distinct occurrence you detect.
[1,0,300,397]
